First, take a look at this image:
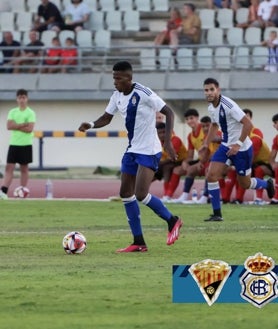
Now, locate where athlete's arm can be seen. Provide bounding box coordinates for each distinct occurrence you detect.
[7,120,33,132]
[160,105,176,161]
[79,112,113,132]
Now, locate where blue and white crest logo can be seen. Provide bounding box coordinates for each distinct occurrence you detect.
[240,253,278,308]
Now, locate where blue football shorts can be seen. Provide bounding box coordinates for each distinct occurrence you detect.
[211,144,252,176]
[121,152,162,176]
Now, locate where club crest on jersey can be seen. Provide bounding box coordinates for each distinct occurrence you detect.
[189,259,231,306]
[240,252,278,308]
[131,95,137,106]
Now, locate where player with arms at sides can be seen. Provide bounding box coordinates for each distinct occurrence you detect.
[78,61,183,252]
[154,121,188,202]
[0,89,36,200]
[269,113,278,205]
[200,78,274,221]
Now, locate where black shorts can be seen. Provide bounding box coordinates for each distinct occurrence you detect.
[7,145,33,164]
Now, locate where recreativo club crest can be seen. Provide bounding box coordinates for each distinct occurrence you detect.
[240,252,278,308]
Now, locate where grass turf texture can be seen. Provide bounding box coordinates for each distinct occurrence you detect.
[0,200,277,329]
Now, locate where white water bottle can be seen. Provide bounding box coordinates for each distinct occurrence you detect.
[45,179,53,199]
[192,188,198,202]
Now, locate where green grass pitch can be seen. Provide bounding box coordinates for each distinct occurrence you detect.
[0,200,277,329]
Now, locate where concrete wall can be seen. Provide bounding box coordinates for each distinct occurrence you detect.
[0,98,277,169]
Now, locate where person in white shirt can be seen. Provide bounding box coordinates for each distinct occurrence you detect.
[251,0,277,28]
[63,0,91,31]
[78,61,183,252]
[199,78,274,221]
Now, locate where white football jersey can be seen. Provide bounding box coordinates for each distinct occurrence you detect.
[105,82,166,154]
[208,95,252,150]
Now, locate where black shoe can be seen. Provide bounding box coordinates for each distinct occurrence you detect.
[270,199,278,205]
[266,178,275,199]
[204,214,223,222]
[155,60,161,69]
[230,199,242,204]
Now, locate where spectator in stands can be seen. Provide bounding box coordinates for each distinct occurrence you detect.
[41,36,62,73]
[33,0,65,33]
[251,0,277,28]
[154,7,182,67]
[0,89,36,200]
[236,0,260,29]
[261,29,278,73]
[63,0,91,32]
[269,0,278,27]
[0,31,21,73]
[169,3,201,63]
[269,113,278,204]
[154,122,188,202]
[13,31,44,73]
[60,37,78,73]
[207,0,250,10]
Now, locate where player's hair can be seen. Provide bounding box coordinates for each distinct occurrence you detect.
[184,108,199,118]
[203,78,219,87]
[200,116,211,123]
[272,114,278,122]
[113,61,133,72]
[156,122,166,129]
[243,108,253,118]
[16,89,28,96]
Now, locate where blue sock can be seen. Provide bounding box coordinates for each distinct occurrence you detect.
[122,195,142,236]
[249,177,267,190]
[208,182,221,215]
[184,177,194,193]
[141,193,172,221]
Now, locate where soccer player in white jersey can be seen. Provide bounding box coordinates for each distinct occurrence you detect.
[199,78,274,221]
[78,61,183,252]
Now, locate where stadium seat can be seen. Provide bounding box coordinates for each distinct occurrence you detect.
[252,46,268,69]
[263,27,278,41]
[87,11,104,31]
[152,0,169,11]
[176,47,194,70]
[234,46,250,69]
[235,7,249,25]
[99,0,116,11]
[40,30,57,47]
[215,46,231,69]
[16,12,33,32]
[207,27,224,45]
[27,0,39,13]
[226,27,244,46]
[244,27,262,45]
[157,48,173,70]
[0,12,15,31]
[135,0,152,12]
[216,8,234,29]
[123,10,140,31]
[10,0,26,13]
[140,48,156,70]
[105,11,122,31]
[94,29,111,49]
[199,9,215,30]
[117,0,134,11]
[59,30,75,47]
[196,47,213,69]
[76,30,93,54]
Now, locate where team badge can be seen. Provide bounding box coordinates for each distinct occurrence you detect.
[189,259,231,306]
[240,252,278,308]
